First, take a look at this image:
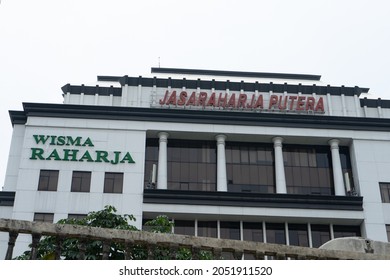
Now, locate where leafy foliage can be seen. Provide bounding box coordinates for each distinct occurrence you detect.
[15,206,215,260]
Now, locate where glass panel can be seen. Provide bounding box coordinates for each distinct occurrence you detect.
[220,222,240,240]
[301,167,310,187]
[249,147,257,164]
[299,151,308,167]
[38,170,59,191]
[241,165,250,184]
[207,164,216,184]
[232,164,241,184]
[34,213,54,223]
[104,172,123,193]
[232,147,240,163]
[243,222,263,242]
[288,224,309,247]
[257,149,266,164]
[283,145,339,196]
[171,162,181,182]
[198,221,217,238]
[386,225,390,242]
[266,166,275,186]
[308,149,317,167]
[189,163,198,182]
[333,225,361,238]
[180,162,189,182]
[240,147,249,164]
[145,139,217,191]
[226,142,275,194]
[71,171,91,192]
[266,223,286,244]
[249,165,258,185]
[265,149,273,164]
[311,224,330,248]
[380,183,390,203]
[189,147,198,163]
[174,220,195,236]
[225,148,232,163]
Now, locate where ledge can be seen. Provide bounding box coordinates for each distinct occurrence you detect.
[10,102,390,132]
[143,189,363,211]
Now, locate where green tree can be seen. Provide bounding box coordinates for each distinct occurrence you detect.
[17,205,140,260]
[15,206,213,260]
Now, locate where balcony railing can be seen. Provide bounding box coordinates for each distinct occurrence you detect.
[1,218,389,260]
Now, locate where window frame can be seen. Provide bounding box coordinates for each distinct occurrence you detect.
[103,172,124,194]
[379,183,390,203]
[71,171,92,192]
[386,225,390,242]
[34,212,54,223]
[37,169,59,191]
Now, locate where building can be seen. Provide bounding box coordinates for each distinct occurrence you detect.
[1,67,390,257]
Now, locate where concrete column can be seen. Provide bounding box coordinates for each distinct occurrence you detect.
[354,95,361,117]
[328,139,346,196]
[285,222,290,245]
[215,134,228,192]
[273,137,287,194]
[80,92,84,105]
[121,84,129,106]
[308,223,313,248]
[157,132,169,190]
[65,92,70,103]
[341,94,347,116]
[326,93,333,116]
[330,224,335,240]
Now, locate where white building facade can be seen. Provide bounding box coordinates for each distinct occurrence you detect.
[1,68,390,257]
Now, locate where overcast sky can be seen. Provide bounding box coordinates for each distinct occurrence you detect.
[1,0,390,186]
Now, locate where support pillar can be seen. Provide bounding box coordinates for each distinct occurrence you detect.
[215,134,227,192]
[328,139,346,196]
[273,137,287,194]
[157,132,169,190]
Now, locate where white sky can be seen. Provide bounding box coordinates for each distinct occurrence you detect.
[1,0,390,186]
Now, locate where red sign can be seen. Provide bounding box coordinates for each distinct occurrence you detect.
[159,90,325,113]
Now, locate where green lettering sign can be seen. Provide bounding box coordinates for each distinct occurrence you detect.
[30,135,135,164]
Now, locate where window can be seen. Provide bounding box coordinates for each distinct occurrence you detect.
[226,142,275,194]
[197,221,217,238]
[243,222,263,242]
[38,170,59,191]
[379,183,390,203]
[333,225,361,238]
[220,221,240,240]
[386,225,390,242]
[288,224,309,247]
[311,224,330,248]
[144,139,217,191]
[266,223,286,244]
[284,146,333,195]
[71,171,91,192]
[174,220,195,236]
[34,213,54,223]
[104,172,124,193]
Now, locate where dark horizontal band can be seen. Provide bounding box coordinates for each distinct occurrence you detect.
[9,102,390,132]
[151,67,322,81]
[143,189,363,211]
